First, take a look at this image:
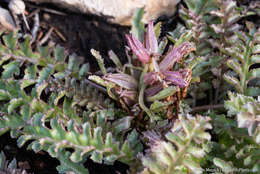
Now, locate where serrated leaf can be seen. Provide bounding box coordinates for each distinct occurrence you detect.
[103,155,117,165]
[54,90,66,105]
[112,116,133,133]
[2,61,20,79]
[21,79,36,89]
[213,158,233,173]
[93,127,103,149]
[17,135,32,148]
[8,98,24,114]
[90,151,103,163]
[36,82,48,99]
[70,149,83,163]
[223,74,242,92]
[31,141,41,153]
[248,68,260,81]
[250,55,260,65]
[38,66,53,84]
[226,59,242,77]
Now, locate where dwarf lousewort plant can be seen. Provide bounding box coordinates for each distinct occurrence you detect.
[90,21,196,120]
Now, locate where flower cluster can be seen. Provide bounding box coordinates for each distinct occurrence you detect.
[90,21,195,117]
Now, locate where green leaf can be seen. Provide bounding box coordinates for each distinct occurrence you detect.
[154,22,162,39]
[54,45,66,62]
[8,98,24,114]
[146,86,177,102]
[248,68,260,81]
[150,100,171,112]
[223,74,242,92]
[226,59,242,77]
[131,8,145,41]
[247,87,260,96]
[36,82,48,99]
[70,149,83,163]
[38,66,53,84]
[250,55,260,65]
[3,32,16,51]
[21,79,36,89]
[54,90,66,105]
[90,151,103,163]
[0,89,10,100]
[93,127,103,149]
[252,44,260,54]
[2,61,20,79]
[213,158,233,173]
[19,36,33,57]
[112,116,133,133]
[108,50,123,70]
[68,54,78,71]
[79,64,89,77]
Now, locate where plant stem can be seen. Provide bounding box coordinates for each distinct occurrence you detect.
[138,64,155,119]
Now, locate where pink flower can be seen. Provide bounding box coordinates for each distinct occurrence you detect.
[144,70,187,88]
[126,21,158,63]
[159,42,195,71]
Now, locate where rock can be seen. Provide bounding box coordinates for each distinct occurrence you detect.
[9,0,26,15]
[0,7,16,31]
[25,0,180,25]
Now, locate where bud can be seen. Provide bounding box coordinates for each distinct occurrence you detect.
[159,42,195,71]
[145,21,158,54]
[144,72,158,85]
[126,34,150,63]
[104,73,137,90]
[163,70,187,87]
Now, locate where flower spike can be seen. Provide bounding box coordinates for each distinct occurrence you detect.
[125,34,150,63]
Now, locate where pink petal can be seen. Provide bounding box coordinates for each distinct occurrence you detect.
[144,72,158,85]
[125,34,150,63]
[145,21,158,54]
[104,73,137,89]
[163,70,187,88]
[159,42,195,71]
[119,90,137,106]
[144,84,163,97]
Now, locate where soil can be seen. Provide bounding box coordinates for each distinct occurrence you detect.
[0,1,177,174]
